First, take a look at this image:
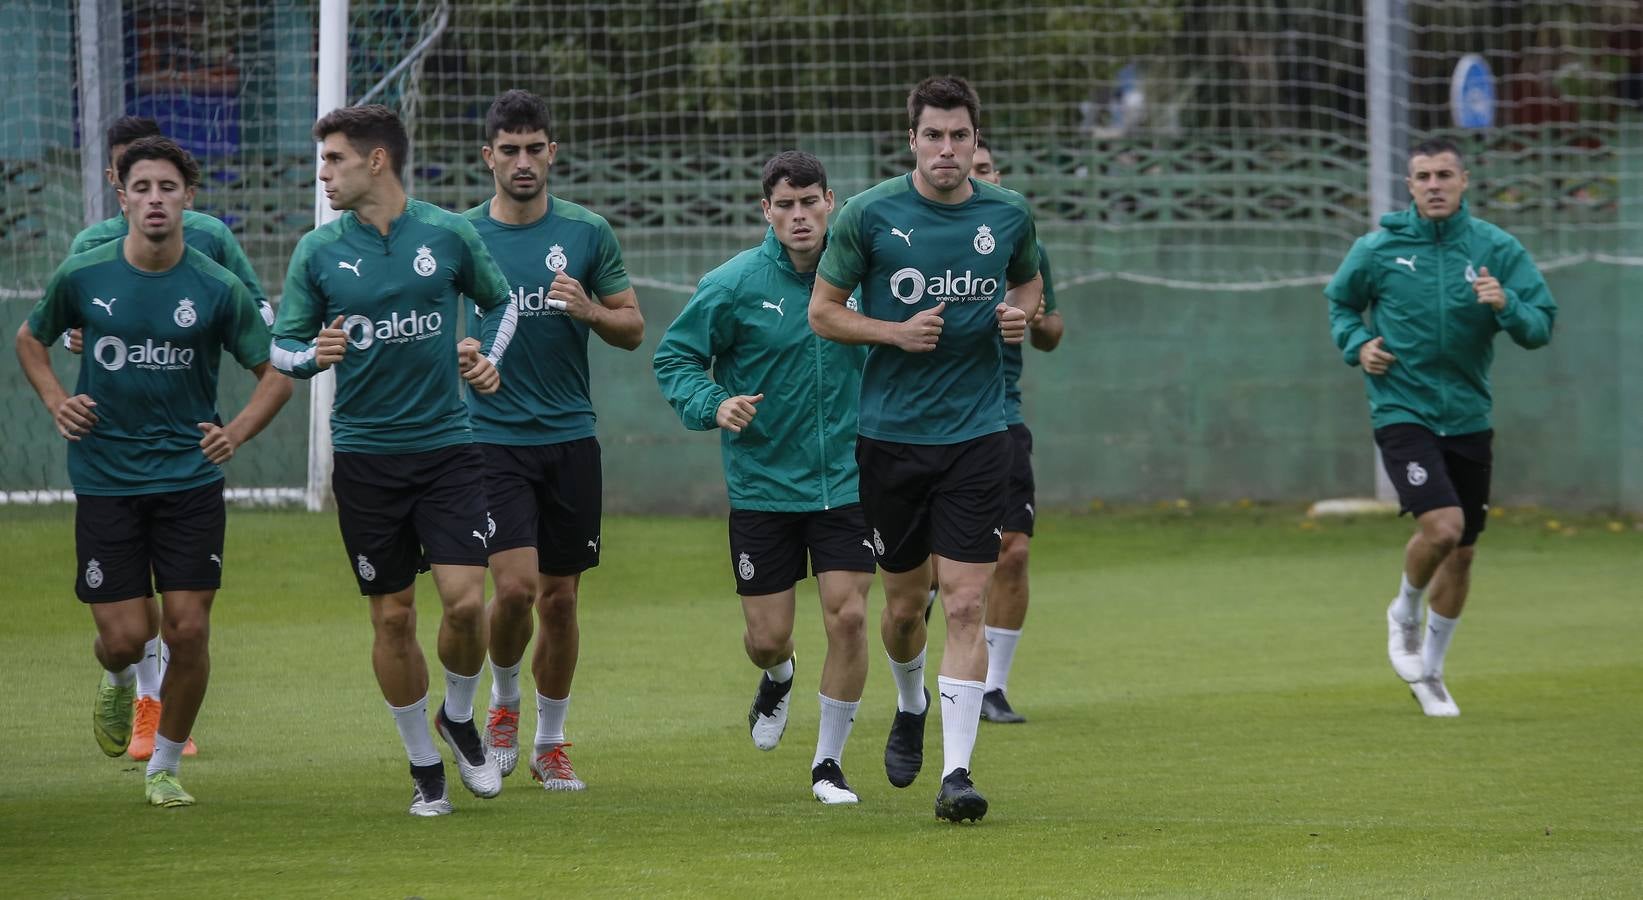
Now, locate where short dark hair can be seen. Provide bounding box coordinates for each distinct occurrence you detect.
[116,135,200,188]
[761,150,828,199]
[313,104,409,179]
[1410,137,1464,168]
[485,89,553,143]
[907,75,981,133]
[107,116,161,151]
[976,135,992,153]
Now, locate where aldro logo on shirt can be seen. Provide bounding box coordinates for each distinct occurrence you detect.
[510,284,566,317]
[342,309,444,350]
[889,267,1001,305]
[93,335,194,372]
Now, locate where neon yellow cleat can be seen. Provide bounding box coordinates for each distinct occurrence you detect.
[93,674,136,757]
[144,771,196,808]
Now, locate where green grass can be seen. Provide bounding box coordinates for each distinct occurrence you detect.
[1,505,1640,898]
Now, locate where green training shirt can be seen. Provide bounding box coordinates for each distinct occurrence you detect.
[1002,241,1058,426]
[271,198,515,454]
[818,174,1038,445]
[463,196,631,445]
[72,209,273,326]
[26,240,272,495]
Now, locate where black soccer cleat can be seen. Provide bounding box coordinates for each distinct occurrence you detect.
[747,662,795,751]
[408,762,453,816]
[980,688,1027,724]
[884,688,928,788]
[810,758,859,805]
[934,767,988,823]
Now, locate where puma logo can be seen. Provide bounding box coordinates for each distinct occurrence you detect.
[338,259,363,277]
[209,554,222,568]
[992,527,1003,539]
[761,298,785,317]
[940,691,958,704]
[587,536,600,552]
[890,227,914,246]
[92,297,117,316]
[1396,255,1417,272]
[472,530,488,548]
[861,539,874,554]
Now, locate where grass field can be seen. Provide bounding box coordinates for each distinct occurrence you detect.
[1,504,1639,898]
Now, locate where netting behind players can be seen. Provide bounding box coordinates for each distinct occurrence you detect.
[3,0,1640,501]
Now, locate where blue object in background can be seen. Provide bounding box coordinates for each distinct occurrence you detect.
[1451,54,1496,129]
[129,92,241,158]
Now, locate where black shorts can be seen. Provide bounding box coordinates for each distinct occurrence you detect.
[74,480,226,603]
[333,445,492,596]
[1374,424,1493,546]
[727,504,876,597]
[480,438,602,576]
[856,432,1011,573]
[1001,423,1037,536]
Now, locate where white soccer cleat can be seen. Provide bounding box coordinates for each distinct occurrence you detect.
[811,759,859,805]
[1409,674,1460,717]
[529,742,587,792]
[485,704,520,777]
[436,707,503,799]
[1386,602,1424,683]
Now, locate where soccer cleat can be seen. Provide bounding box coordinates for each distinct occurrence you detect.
[93,673,136,757]
[980,689,1027,724]
[485,703,521,777]
[811,758,859,805]
[128,696,162,760]
[144,771,196,808]
[529,742,587,792]
[1386,602,1424,683]
[1409,674,1460,717]
[934,767,988,823]
[435,705,502,799]
[747,662,794,752]
[884,688,928,788]
[408,762,453,817]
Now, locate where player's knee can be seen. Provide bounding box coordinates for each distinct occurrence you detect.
[883,598,926,636]
[491,573,535,611]
[100,630,148,667]
[744,625,790,661]
[943,594,985,632]
[161,613,209,655]
[1449,545,1477,571]
[535,586,578,632]
[823,601,867,643]
[371,601,417,642]
[1421,513,1465,554]
[444,593,486,632]
[997,534,1030,576]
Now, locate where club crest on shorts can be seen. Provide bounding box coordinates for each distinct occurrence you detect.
[413,245,438,277]
[872,528,885,557]
[973,224,995,255]
[356,554,377,582]
[545,244,568,273]
[1406,461,1428,487]
[485,513,497,540]
[173,298,197,328]
[737,552,755,581]
[85,558,104,589]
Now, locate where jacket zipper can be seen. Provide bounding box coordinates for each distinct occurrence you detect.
[813,326,831,510]
[1434,219,1447,435]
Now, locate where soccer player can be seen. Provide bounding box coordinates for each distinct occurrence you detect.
[271,105,518,815]
[809,76,1042,822]
[458,89,644,792]
[654,150,874,804]
[15,136,291,807]
[64,115,277,761]
[1327,137,1556,717]
[968,137,1064,725]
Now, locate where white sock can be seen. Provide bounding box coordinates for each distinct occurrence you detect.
[535,693,569,749]
[388,694,441,766]
[813,693,859,768]
[936,676,984,777]
[108,665,136,688]
[888,648,928,714]
[134,636,164,700]
[1391,573,1424,623]
[489,659,522,707]
[983,626,1022,694]
[146,734,185,777]
[764,656,794,684]
[1422,611,1460,678]
[442,667,482,724]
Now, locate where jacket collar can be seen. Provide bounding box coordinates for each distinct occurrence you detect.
[759,226,829,276]
[1380,198,1471,242]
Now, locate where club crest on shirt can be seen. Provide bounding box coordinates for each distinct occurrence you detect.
[737,553,756,581]
[546,244,568,273]
[413,245,438,277]
[973,225,996,255]
[173,298,197,328]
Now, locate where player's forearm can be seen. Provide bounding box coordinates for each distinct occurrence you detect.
[223,365,294,447]
[808,297,896,346]
[478,300,520,365]
[652,347,725,430]
[1005,275,1043,319]
[15,324,69,412]
[590,303,644,351]
[270,337,323,379]
[1030,313,1064,351]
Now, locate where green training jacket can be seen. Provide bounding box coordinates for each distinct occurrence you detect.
[653,228,866,512]
[1326,200,1557,435]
